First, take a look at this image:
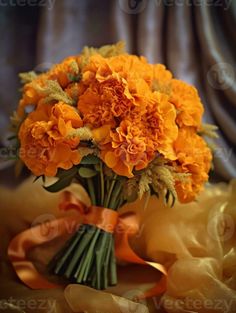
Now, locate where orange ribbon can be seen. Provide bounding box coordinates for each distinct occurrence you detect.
[8,191,167,298]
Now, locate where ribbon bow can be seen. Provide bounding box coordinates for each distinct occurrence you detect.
[8,191,167,299]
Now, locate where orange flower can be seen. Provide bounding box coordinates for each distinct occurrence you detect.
[17,72,48,118]
[100,92,178,177]
[107,54,153,87]
[19,102,83,176]
[78,76,133,128]
[101,120,148,177]
[170,79,204,129]
[17,56,81,118]
[142,91,178,160]
[65,82,86,102]
[152,64,172,94]
[78,54,170,130]
[174,127,212,203]
[47,56,81,88]
[82,54,153,99]
[82,54,112,85]
[78,54,179,177]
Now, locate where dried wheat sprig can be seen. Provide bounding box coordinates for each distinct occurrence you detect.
[19,71,37,84]
[32,80,74,105]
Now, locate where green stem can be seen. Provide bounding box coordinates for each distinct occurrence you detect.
[117,198,125,208]
[104,174,117,208]
[75,227,100,282]
[54,230,84,274]
[109,242,117,286]
[87,177,96,205]
[108,180,124,210]
[82,252,95,283]
[100,161,105,206]
[48,234,75,272]
[102,235,112,289]
[64,225,95,278]
[95,232,108,289]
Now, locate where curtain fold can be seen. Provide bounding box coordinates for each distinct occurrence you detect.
[0,0,235,181]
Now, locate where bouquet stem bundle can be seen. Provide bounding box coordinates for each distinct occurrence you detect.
[49,161,125,289]
[50,225,116,288]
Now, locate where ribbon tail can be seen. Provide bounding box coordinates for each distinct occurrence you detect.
[7,195,167,299]
[7,216,79,289]
[115,214,167,299]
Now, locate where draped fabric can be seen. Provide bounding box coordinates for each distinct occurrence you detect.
[0,0,235,181]
[0,177,236,312]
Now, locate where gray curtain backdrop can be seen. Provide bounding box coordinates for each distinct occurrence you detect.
[0,0,235,181]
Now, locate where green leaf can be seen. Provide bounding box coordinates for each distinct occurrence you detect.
[33,175,44,183]
[165,190,175,208]
[67,73,82,82]
[78,167,98,178]
[43,167,77,193]
[57,167,78,179]
[7,135,17,141]
[80,154,100,165]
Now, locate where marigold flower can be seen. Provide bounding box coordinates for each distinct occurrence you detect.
[101,120,148,177]
[17,57,81,118]
[170,79,204,129]
[17,73,48,118]
[19,102,83,176]
[152,64,172,94]
[47,56,81,88]
[100,92,178,177]
[142,91,178,160]
[108,54,153,87]
[78,76,133,128]
[174,127,212,203]
[78,54,179,177]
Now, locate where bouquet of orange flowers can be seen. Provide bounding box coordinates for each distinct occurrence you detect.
[10,42,215,290]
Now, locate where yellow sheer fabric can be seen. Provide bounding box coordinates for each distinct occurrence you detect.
[0,178,235,312]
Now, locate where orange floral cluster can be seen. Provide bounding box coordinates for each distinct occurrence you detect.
[16,46,212,203]
[19,102,82,176]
